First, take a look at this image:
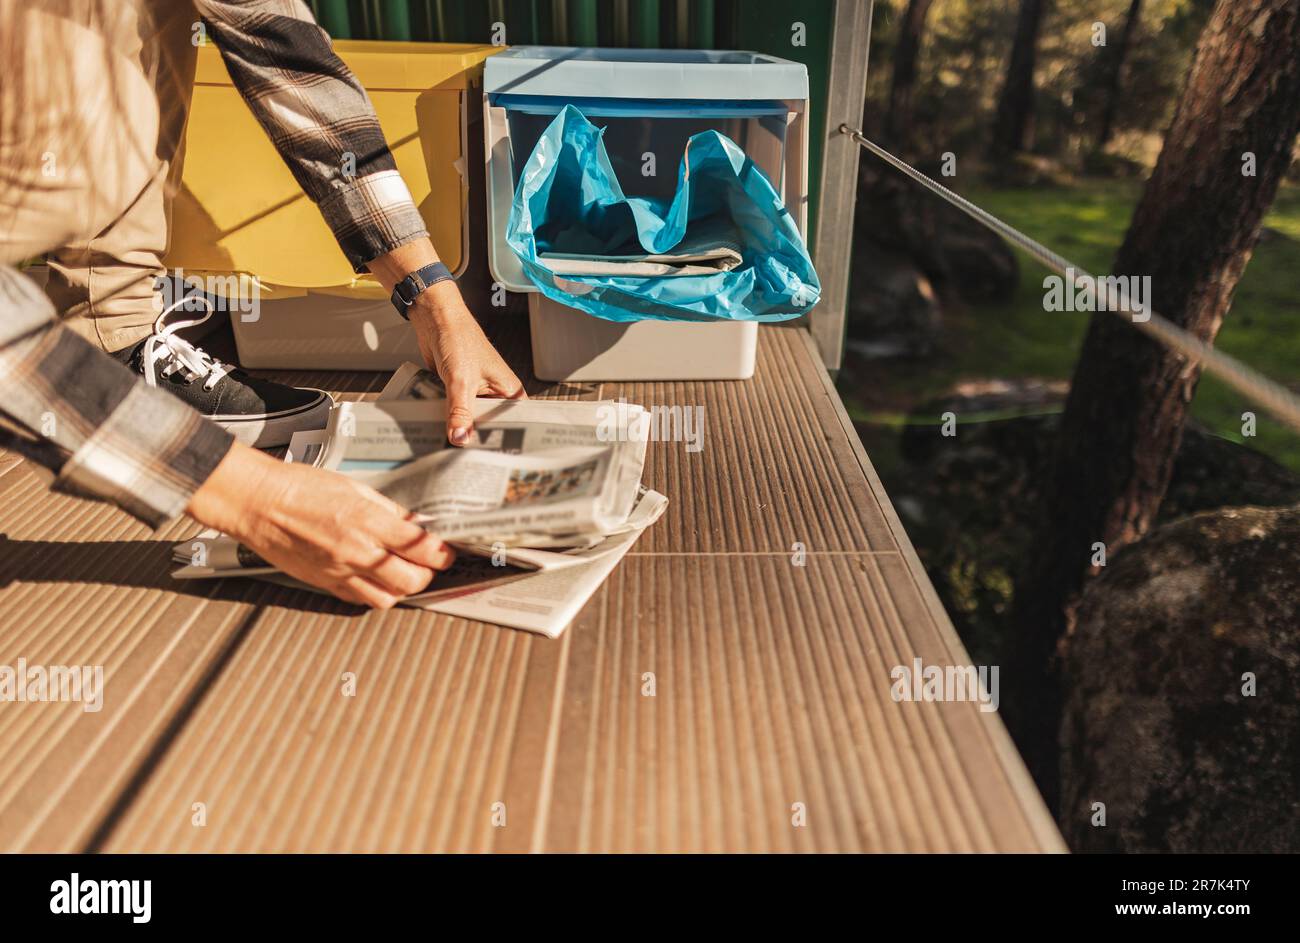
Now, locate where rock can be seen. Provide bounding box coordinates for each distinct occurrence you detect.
[983,152,1078,189]
[892,384,1067,665]
[1080,149,1147,180]
[883,386,1300,669]
[897,388,1300,523]
[864,384,1300,848]
[1059,505,1300,852]
[929,211,1020,304]
[845,245,942,359]
[852,163,1019,322]
[1163,425,1300,518]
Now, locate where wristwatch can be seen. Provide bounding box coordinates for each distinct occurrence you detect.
[389,261,454,320]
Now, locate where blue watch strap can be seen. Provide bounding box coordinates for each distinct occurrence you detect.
[390,261,454,319]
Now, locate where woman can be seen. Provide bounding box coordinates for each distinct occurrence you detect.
[0,1,524,607]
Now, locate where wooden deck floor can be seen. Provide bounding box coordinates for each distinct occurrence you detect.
[0,321,1064,852]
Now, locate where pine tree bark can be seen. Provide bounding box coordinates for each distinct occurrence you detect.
[1009,0,1300,808]
[885,0,936,150]
[1097,0,1143,148]
[992,0,1049,155]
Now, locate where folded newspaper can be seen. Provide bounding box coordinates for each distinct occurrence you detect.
[172,364,667,636]
[538,222,745,278]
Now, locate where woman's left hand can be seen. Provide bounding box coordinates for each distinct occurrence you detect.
[409,281,526,445]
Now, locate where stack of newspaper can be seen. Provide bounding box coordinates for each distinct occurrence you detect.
[171,363,667,636]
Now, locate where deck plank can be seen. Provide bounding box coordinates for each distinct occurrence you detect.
[539,554,1057,852]
[0,464,265,851]
[611,327,899,554]
[2,322,1062,852]
[98,603,566,852]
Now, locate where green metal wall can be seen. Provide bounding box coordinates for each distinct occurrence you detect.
[305,0,836,242]
[308,1,728,47]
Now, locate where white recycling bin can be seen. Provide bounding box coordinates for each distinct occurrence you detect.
[483,46,811,381]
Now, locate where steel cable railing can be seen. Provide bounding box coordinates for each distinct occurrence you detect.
[839,123,1300,435]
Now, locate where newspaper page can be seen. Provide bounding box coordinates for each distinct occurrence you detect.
[172,531,558,579]
[539,218,745,278]
[376,362,443,401]
[315,397,650,475]
[413,488,668,636]
[285,428,327,466]
[366,444,638,543]
[171,489,669,634]
[538,249,743,277]
[170,385,665,636]
[206,553,540,604]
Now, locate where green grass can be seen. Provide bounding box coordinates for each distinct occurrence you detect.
[958,179,1136,379]
[882,177,1300,471]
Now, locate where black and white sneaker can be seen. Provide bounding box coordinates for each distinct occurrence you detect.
[114,298,332,448]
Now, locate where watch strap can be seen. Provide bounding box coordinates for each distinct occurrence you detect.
[390,261,454,319]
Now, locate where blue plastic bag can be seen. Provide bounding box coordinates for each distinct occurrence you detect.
[507,105,820,323]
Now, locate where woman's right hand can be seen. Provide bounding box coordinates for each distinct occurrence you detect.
[186,442,454,608]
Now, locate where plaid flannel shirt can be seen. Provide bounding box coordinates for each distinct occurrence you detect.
[0,0,428,527]
[198,0,429,270]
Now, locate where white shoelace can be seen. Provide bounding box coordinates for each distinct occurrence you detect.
[141,296,232,392]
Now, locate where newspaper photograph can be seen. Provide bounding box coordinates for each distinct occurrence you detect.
[363,443,639,543]
[376,361,444,401]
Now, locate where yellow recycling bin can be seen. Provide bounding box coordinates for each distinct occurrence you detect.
[164,40,500,369]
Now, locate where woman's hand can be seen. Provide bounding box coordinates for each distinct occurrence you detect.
[187,442,454,608]
[363,240,526,446]
[409,282,526,445]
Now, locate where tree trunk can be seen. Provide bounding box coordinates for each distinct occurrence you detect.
[885,0,936,150]
[1009,0,1300,808]
[991,0,1049,155]
[1097,0,1144,148]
